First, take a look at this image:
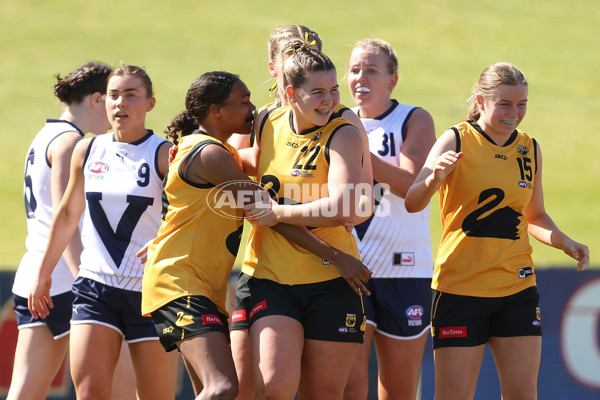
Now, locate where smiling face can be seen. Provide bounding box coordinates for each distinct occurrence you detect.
[105,74,155,139]
[477,84,528,139]
[219,79,256,136]
[347,47,398,118]
[287,69,340,132]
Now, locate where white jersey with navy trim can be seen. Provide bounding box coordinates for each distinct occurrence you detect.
[14,120,85,298]
[79,131,166,292]
[352,101,433,278]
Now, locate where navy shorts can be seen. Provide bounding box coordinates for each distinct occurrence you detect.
[364,278,432,339]
[248,277,365,343]
[431,286,542,349]
[71,277,157,342]
[151,295,230,352]
[13,291,74,339]
[230,271,251,331]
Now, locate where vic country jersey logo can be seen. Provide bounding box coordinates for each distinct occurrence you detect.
[405,305,424,319]
[88,161,109,174]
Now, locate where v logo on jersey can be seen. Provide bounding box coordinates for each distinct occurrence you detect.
[86,192,154,267]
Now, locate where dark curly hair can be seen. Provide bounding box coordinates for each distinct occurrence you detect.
[53,62,113,105]
[165,71,240,144]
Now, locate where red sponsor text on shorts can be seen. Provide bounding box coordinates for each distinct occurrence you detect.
[201,314,224,326]
[439,326,468,338]
[249,300,267,320]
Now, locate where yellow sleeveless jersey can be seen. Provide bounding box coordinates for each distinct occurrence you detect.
[434,121,538,297]
[142,132,244,316]
[242,106,360,284]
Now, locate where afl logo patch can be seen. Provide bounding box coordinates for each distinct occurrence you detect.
[88,162,109,174]
[405,305,424,320]
[291,170,301,177]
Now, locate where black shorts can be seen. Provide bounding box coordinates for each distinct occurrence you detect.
[431,286,542,349]
[151,295,230,352]
[248,277,365,343]
[230,271,251,331]
[13,291,74,339]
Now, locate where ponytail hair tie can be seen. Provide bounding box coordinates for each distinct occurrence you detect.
[295,32,317,52]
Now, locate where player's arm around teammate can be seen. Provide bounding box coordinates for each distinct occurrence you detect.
[240,39,373,400]
[229,24,373,400]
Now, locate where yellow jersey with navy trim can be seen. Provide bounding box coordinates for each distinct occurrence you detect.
[242,106,360,284]
[434,121,538,297]
[142,132,244,316]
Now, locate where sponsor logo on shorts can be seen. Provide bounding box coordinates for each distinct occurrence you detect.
[346,314,357,328]
[406,303,424,327]
[163,325,174,334]
[406,305,424,320]
[322,259,331,265]
[532,320,541,327]
[175,312,194,327]
[439,326,467,338]
[518,267,534,279]
[201,314,224,326]
[249,300,267,320]
[338,327,349,334]
[231,310,247,322]
[393,252,415,266]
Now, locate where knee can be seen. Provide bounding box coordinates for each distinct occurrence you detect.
[502,387,537,400]
[255,381,296,400]
[75,381,112,400]
[202,379,238,400]
[343,382,369,400]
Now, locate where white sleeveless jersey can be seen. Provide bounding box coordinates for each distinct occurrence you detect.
[13,120,84,297]
[352,101,433,278]
[79,131,166,292]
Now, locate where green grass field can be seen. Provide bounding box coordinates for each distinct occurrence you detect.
[1,0,597,269]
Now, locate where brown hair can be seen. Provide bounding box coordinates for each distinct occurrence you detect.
[268,25,322,64]
[466,62,528,122]
[108,63,154,98]
[53,62,112,105]
[281,39,335,90]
